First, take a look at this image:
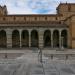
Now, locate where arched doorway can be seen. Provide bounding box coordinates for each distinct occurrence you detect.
[44,30,51,47]
[61,30,67,48]
[53,30,59,48]
[0,30,7,48]
[21,30,29,47]
[31,30,38,47]
[12,30,20,48]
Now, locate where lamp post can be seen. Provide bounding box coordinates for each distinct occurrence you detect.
[38,47,42,63]
[40,48,42,63]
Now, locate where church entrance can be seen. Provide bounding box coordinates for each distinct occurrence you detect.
[31,30,38,47]
[12,30,20,48]
[0,30,7,48]
[21,30,29,47]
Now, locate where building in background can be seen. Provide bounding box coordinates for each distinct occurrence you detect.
[0,3,75,49]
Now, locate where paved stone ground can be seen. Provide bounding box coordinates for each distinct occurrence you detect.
[0,50,75,75]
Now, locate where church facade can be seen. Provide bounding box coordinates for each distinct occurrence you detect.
[0,3,75,49]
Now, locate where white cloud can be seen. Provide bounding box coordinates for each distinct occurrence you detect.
[0,0,75,14]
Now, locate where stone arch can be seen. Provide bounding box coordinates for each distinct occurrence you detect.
[61,29,68,48]
[31,30,38,47]
[53,30,59,48]
[44,30,51,47]
[21,30,29,47]
[0,30,7,48]
[12,30,20,48]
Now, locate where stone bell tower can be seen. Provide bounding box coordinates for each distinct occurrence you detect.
[57,3,75,20]
[0,5,8,16]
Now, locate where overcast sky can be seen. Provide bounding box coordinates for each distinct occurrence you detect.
[0,0,75,14]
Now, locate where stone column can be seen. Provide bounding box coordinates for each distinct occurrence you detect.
[6,29,12,48]
[51,29,53,48]
[29,29,31,47]
[19,29,22,48]
[59,30,61,49]
[39,29,44,49]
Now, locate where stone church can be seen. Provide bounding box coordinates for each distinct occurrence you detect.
[0,3,75,49]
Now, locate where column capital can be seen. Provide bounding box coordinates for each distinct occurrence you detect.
[18,29,23,33]
[59,29,62,32]
[50,29,54,31]
[59,30,61,35]
[28,29,32,33]
[5,28,12,32]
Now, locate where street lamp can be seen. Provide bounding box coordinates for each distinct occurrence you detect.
[38,48,42,63]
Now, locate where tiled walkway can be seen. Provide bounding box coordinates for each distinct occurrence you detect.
[0,50,75,75]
